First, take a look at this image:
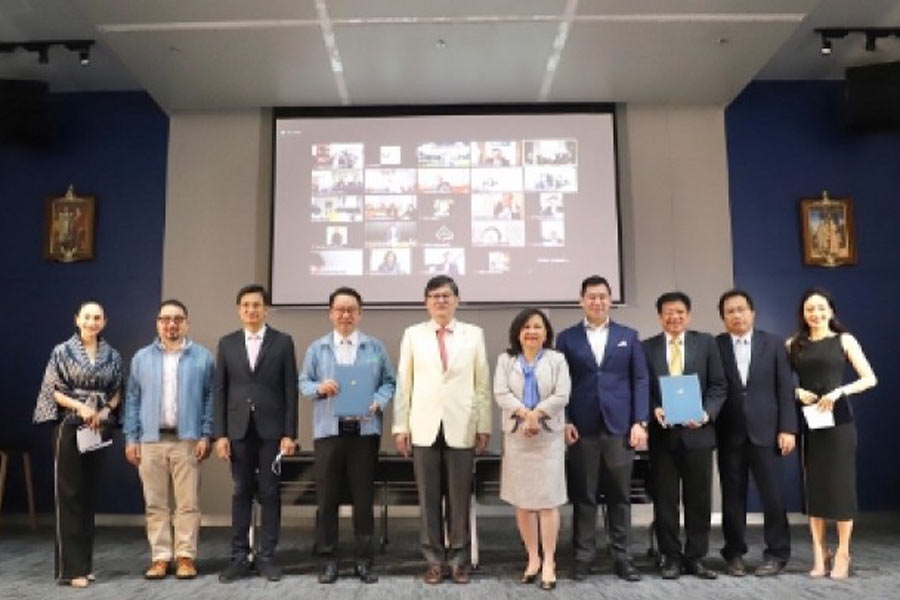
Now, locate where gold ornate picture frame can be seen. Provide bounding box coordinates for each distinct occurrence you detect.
[800,192,857,267]
[44,185,96,263]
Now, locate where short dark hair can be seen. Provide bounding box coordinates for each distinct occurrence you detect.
[656,291,692,314]
[329,286,363,308]
[506,308,555,356]
[158,298,188,317]
[580,275,611,297]
[424,275,458,298]
[717,289,754,319]
[236,284,270,306]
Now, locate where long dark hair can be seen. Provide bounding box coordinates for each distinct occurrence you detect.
[506,308,554,356]
[788,287,847,364]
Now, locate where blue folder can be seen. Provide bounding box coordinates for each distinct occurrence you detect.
[659,374,704,425]
[333,364,377,417]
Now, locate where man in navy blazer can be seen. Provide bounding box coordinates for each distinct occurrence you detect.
[715,290,796,577]
[556,276,649,582]
[643,291,726,580]
[213,284,298,583]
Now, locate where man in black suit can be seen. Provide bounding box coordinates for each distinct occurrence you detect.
[556,275,649,582]
[214,284,298,583]
[643,291,726,580]
[715,289,796,577]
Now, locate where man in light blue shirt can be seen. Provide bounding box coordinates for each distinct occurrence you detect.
[124,299,215,581]
[299,287,396,584]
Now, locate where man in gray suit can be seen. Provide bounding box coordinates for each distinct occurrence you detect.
[715,289,796,577]
[214,284,298,583]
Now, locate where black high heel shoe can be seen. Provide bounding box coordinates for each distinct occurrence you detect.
[521,563,541,584]
[540,577,557,591]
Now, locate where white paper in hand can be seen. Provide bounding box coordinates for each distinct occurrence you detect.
[76,426,113,453]
[802,405,835,430]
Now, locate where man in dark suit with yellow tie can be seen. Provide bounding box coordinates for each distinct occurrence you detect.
[715,289,796,577]
[642,291,726,580]
[214,284,298,583]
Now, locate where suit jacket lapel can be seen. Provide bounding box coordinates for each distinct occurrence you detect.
[253,327,275,373]
[719,335,740,386]
[747,329,764,388]
[684,331,699,374]
[598,323,619,370]
[650,335,668,376]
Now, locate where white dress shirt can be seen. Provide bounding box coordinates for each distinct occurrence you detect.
[583,317,610,365]
[244,325,267,371]
[731,331,753,386]
[160,341,185,428]
[333,329,360,366]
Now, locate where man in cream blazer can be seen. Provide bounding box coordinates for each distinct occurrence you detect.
[393,275,491,584]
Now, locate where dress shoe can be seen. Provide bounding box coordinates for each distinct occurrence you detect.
[144,560,169,580]
[256,558,282,582]
[318,561,339,584]
[725,556,746,577]
[521,570,539,584]
[754,559,784,577]
[684,561,718,579]
[570,561,590,581]
[175,557,197,579]
[660,556,682,580]
[451,565,471,584]
[540,577,556,591]
[614,559,642,582]
[423,564,443,584]
[355,561,378,584]
[218,560,252,583]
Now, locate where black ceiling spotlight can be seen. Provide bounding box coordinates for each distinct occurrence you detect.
[815,27,900,57]
[0,39,95,66]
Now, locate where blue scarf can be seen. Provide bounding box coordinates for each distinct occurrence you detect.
[518,350,544,410]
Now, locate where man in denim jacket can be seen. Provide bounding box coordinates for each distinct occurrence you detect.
[124,299,215,581]
[299,287,396,584]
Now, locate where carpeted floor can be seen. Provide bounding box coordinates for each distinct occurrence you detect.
[1,514,899,600]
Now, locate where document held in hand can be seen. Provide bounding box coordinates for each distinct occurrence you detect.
[333,364,377,417]
[802,404,835,429]
[76,426,112,453]
[659,374,704,425]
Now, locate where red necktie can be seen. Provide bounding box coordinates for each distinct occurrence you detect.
[437,326,449,372]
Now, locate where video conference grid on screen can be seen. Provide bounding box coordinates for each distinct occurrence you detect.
[271,112,621,306]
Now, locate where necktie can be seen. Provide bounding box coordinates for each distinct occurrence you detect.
[437,326,449,372]
[668,338,683,376]
[735,338,750,386]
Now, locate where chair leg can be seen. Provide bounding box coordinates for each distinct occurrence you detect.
[22,451,36,531]
[0,451,8,529]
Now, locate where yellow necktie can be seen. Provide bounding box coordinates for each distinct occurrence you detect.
[669,338,683,375]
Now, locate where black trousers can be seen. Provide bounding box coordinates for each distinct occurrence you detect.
[313,432,379,561]
[53,421,105,581]
[718,441,791,563]
[569,431,635,563]
[412,428,474,568]
[650,443,713,564]
[229,422,281,561]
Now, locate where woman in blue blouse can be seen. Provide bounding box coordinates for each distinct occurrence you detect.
[34,300,122,588]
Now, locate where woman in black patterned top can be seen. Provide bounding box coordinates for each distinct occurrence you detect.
[788,288,876,580]
[34,300,122,588]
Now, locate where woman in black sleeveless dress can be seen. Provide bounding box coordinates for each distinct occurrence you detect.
[788,288,876,580]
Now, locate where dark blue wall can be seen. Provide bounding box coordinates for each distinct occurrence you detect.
[0,91,168,514]
[726,80,900,510]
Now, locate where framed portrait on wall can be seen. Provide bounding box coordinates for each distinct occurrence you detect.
[44,185,96,263]
[800,192,856,267]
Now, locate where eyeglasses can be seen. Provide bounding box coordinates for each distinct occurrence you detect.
[427,292,455,301]
[330,307,359,315]
[157,316,186,324]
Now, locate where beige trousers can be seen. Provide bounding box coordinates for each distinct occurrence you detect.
[138,438,201,561]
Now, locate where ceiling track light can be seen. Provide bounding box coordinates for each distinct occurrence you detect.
[814,27,900,57]
[0,39,95,66]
